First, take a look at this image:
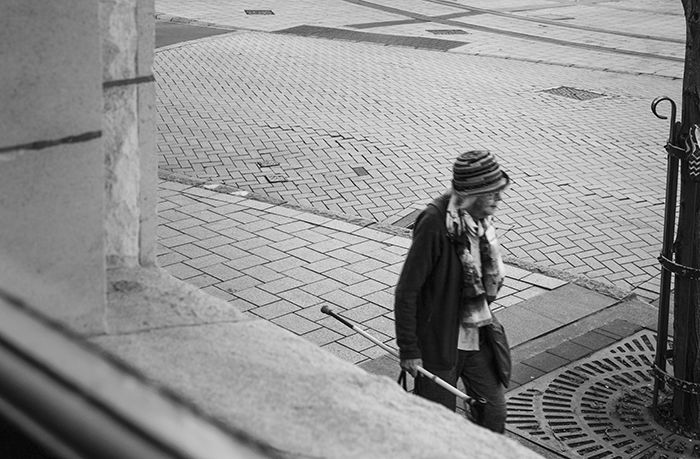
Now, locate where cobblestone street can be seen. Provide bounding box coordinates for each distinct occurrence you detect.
[147,2,697,456]
[155,0,683,297]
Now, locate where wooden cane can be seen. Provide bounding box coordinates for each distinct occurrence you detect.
[320,305,484,406]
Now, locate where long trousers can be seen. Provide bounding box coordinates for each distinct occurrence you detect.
[414,343,507,433]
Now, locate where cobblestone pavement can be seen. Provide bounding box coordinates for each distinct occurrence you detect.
[154,0,684,298]
[157,178,568,365]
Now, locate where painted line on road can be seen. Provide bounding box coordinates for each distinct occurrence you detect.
[338,0,683,62]
[426,0,684,44]
[275,25,466,51]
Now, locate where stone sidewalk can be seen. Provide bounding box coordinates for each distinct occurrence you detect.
[151,2,675,454]
[156,174,651,384]
[155,0,684,78]
[156,172,661,457]
[154,28,677,296]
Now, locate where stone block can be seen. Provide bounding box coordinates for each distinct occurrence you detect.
[0,0,104,329]
[518,283,617,324]
[571,330,618,351]
[547,341,593,361]
[596,319,643,339]
[104,83,140,264]
[0,0,101,146]
[279,289,322,308]
[234,287,279,307]
[0,143,105,329]
[359,353,400,380]
[250,300,299,320]
[301,326,343,346]
[521,352,570,373]
[272,313,320,335]
[495,306,561,347]
[321,342,366,364]
[510,362,546,387]
[521,272,568,290]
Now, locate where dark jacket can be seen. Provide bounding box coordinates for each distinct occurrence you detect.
[395,194,512,385]
[394,194,463,370]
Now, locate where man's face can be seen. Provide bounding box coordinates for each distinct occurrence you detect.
[462,191,503,219]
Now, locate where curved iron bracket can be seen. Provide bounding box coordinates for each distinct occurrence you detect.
[658,254,700,279]
[651,96,676,125]
[652,96,686,159]
[652,364,700,395]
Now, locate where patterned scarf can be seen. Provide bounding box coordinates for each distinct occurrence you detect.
[446,199,505,328]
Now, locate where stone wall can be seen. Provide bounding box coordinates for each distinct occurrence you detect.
[0,0,105,329]
[102,0,157,268]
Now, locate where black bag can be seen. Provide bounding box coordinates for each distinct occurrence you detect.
[397,369,408,391]
[485,317,512,388]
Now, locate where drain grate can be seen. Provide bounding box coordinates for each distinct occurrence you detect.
[507,330,700,458]
[540,86,605,101]
[352,166,369,176]
[427,29,470,35]
[244,9,274,15]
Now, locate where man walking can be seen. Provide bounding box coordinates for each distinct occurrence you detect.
[394,150,511,433]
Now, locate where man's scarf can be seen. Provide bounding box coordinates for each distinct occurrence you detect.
[446,205,505,328]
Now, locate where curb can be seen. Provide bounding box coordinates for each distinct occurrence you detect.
[154,13,238,30]
[157,169,411,237]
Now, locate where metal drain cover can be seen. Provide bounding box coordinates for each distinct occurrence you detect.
[507,330,700,458]
[427,29,469,35]
[540,86,605,101]
[244,9,274,15]
[392,208,423,229]
[352,166,369,176]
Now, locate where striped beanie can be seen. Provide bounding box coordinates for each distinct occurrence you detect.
[452,150,510,195]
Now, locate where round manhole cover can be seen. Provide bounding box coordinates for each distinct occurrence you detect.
[507,330,700,458]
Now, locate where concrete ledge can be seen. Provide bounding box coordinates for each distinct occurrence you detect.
[94,266,542,458]
[99,266,246,335]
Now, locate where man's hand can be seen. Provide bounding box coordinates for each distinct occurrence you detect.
[400,358,423,377]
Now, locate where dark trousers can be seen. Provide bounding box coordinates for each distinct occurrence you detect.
[415,342,507,433]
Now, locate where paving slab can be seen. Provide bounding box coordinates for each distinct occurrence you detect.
[495,306,562,348]
[357,351,397,373]
[545,341,592,362]
[517,283,617,324]
[519,351,570,374]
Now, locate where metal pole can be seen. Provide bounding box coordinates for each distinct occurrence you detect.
[320,305,484,405]
[651,96,680,408]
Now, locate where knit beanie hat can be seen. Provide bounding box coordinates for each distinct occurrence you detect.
[452,150,510,195]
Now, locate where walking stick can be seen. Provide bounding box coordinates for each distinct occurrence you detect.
[320,305,485,407]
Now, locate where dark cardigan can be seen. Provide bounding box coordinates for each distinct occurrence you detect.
[394,194,464,371]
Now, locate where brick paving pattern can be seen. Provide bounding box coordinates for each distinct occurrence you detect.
[153,0,685,365]
[157,180,568,364]
[155,24,679,296]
